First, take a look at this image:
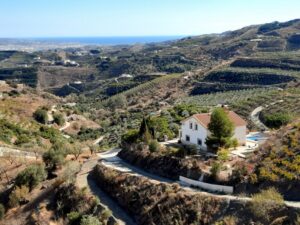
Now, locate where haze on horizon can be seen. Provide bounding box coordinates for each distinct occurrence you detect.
[1,0,300,38]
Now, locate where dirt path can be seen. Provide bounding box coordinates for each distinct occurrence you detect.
[250,106,269,131]
[59,121,70,131]
[76,156,136,225]
[93,136,104,145]
[250,100,284,131]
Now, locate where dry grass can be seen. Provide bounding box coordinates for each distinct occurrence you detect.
[0,158,39,192]
[0,92,57,125]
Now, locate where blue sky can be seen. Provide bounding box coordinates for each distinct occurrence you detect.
[0,0,299,37]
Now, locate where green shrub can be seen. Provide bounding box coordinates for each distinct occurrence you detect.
[172,104,205,121]
[231,162,248,183]
[9,185,29,208]
[0,119,29,144]
[121,129,140,144]
[210,162,221,179]
[53,113,65,126]
[43,149,65,172]
[15,134,31,146]
[33,108,48,124]
[149,140,160,152]
[249,188,284,222]
[175,145,198,158]
[166,146,180,156]
[149,116,174,141]
[100,209,112,220]
[106,94,127,110]
[0,204,4,220]
[261,112,291,129]
[39,126,61,143]
[217,148,230,161]
[185,144,198,155]
[77,128,102,141]
[230,138,238,149]
[80,215,101,225]
[15,164,47,190]
[67,211,82,224]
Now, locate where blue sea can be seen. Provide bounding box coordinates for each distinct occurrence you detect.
[27,36,184,45]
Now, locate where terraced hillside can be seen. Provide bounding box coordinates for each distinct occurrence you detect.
[0,51,17,61]
[1,20,300,143]
[180,88,279,107]
[180,85,300,130]
[0,51,38,87]
[0,51,36,68]
[204,67,297,85]
[231,57,300,71]
[1,20,300,98]
[75,73,190,111]
[200,52,300,86]
[179,50,299,128]
[104,73,184,102]
[0,67,38,87]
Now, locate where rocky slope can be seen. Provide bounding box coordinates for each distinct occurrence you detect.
[92,163,300,225]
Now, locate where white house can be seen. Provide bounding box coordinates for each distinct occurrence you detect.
[180,111,247,151]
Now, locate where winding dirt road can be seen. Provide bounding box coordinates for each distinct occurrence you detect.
[76,156,136,225]
[97,149,300,209]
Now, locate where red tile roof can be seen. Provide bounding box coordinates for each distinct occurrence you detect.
[193,111,247,128]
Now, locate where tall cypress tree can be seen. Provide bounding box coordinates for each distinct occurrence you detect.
[139,117,152,144]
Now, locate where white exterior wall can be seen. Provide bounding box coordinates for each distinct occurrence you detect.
[179,176,234,194]
[233,126,247,145]
[180,118,247,150]
[180,117,208,150]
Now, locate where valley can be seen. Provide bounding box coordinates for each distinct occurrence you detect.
[0,19,300,225]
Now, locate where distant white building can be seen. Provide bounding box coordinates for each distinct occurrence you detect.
[119,74,133,79]
[180,111,247,151]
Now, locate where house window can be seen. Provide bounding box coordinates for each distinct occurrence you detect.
[197,139,202,146]
[195,124,198,130]
[189,123,193,129]
[186,135,190,142]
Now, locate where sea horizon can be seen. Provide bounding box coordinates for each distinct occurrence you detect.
[0,36,186,46]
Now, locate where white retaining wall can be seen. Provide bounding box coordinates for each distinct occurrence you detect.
[179,176,233,194]
[0,146,36,158]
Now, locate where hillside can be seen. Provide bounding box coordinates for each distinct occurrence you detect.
[234,120,300,200]
[1,19,299,148]
[0,20,299,107]
[0,18,300,225]
[92,163,300,225]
